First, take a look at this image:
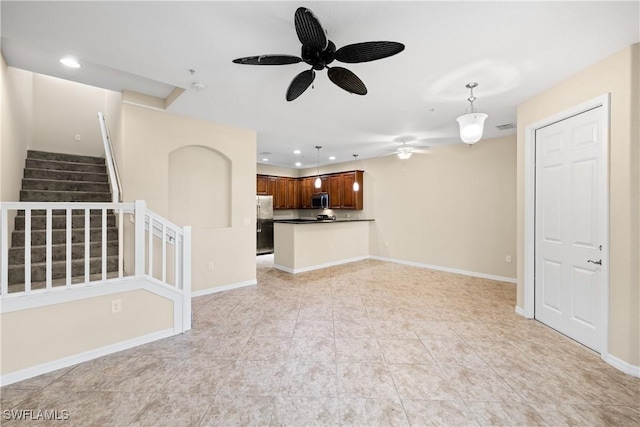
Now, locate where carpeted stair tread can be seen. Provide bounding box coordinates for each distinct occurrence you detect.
[20,189,112,202]
[14,214,116,231]
[12,227,119,246]
[25,158,106,174]
[24,168,109,183]
[9,241,119,264]
[27,150,106,165]
[8,256,119,285]
[22,178,110,193]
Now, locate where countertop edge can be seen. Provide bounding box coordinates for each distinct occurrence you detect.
[274,219,375,224]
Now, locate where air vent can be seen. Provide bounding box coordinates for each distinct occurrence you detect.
[496,123,516,131]
[260,152,272,155]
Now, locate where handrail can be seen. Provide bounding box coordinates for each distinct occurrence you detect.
[98,112,123,203]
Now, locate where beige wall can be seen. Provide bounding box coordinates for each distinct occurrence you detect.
[1,289,173,375]
[1,58,32,202]
[257,163,300,178]
[299,136,517,280]
[121,103,257,292]
[517,44,639,366]
[30,73,122,157]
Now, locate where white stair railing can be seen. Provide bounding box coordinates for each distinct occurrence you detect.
[98,112,122,203]
[0,201,191,330]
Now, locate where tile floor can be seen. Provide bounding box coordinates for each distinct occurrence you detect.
[1,256,638,426]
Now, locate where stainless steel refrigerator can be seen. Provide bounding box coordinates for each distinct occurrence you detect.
[256,195,274,255]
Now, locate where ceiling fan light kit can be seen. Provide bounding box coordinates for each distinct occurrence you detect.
[397,149,413,160]
[456,82,488,144]
[233,7,404,101]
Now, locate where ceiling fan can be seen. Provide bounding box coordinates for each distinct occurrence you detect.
[383,137,430,160]
[232,7,405,101]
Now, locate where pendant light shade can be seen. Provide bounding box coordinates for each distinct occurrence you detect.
[397,148,413,160]
[457,82,488,145]
[352,154,359,192]
[315,146,322,189]
[456,112,488,144]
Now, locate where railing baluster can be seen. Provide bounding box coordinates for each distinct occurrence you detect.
[66,208,72,287]
[148,216,154,278]
[162,223,167,283]
[174,234,180,288]
[0,207,8,295]
[102,208,107,281]
[134,200,146,278]
[24,209,31,293]
[84,208,90,283]
[45,209,52,289]
[118,209,124,278]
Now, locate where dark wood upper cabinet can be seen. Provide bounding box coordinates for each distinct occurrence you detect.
[256,175,268,195]
[257,171,363,210]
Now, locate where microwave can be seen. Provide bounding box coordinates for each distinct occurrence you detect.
[311,193,329,209]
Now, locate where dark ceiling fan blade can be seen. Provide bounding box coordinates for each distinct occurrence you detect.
[232,55,302,65]
[335,41,405,63]
[286,69,316,101]
[294,7,327,50]
[327,67,367,95]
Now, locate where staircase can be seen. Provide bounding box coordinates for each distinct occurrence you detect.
[7,150,119,288]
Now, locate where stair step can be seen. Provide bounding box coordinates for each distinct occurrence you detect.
[12,228,118,246]
[7,271,122,294]
[21,178,110,193]
[20,190,112,203]
[24,168,109,183]
[27,150,105,165]
[25,159,107,174]
[8,241,119,264]
[8,256,119,285]
[14,214,116,231]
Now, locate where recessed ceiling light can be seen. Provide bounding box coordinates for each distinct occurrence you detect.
[59,57,81,68]
[295,162,302,167]
[329,156,336,160]
[262,158,269,162]
[293,150,301,155]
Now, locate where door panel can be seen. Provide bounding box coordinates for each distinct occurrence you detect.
[535,107,604,352]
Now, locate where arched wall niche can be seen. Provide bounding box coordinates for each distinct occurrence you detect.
[168,145,231,228]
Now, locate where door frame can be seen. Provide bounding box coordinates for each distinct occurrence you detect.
[523,94,610,354]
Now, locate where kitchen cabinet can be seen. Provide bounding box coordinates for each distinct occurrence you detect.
[257,170,363,210]
[257,175,268,195]
[286,178,298,209]
[299,177,314,208]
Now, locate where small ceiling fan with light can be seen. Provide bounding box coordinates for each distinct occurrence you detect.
[232,7,405,101]
[382,136,430,160]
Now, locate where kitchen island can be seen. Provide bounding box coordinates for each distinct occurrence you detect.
[273,219,374,273]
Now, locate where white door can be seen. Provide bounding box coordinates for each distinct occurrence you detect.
[535,106,606,352]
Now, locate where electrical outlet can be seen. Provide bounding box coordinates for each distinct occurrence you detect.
[111,299,122,313]
[506,255,512,263]
[75,134,81,141]
[330,243,334,250]
[208,261,215,270]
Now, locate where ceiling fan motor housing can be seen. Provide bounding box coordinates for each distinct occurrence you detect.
[302,41,336,70]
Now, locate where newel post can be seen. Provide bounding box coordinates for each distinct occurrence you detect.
[134,200,146,278]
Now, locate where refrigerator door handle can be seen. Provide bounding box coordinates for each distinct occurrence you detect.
[257,202,261,233]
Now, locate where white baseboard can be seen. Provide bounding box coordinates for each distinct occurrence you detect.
[515,306,526,317]
[0,328,175,387]
[273,256,369,274]
[191,279,257,297]
[602,352,640,378]
[369,255,517,284]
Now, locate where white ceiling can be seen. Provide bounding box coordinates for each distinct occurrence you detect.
[2,1,638,168]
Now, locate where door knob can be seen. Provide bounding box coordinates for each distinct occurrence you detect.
[587,259,602,265]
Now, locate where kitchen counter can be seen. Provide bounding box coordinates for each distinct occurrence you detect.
[274,219,374,224]
[273,220,372,273]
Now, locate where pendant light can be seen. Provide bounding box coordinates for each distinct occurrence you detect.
[352,154,360,192]
[456,82,488,144]
[314,146,322,189]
